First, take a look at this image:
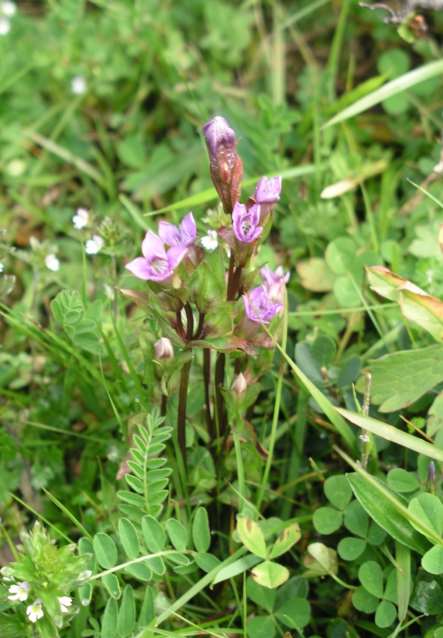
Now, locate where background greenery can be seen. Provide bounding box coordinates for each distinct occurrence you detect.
[2,0,443,637]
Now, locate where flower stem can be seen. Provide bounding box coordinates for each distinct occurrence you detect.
[203,348,215,441]
[177,355,192,465]
[214,351,227,439]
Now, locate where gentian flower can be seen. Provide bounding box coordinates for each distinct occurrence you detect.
[260,266,289,303]
[254,176,282,205]
[8,581,30,602]
[232,202,262,244]
[158,212,196,248]
[203,115,243,214]
[243,285,283,324]
[126,231,186,282]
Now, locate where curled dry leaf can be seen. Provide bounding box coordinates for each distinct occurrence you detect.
[367,266,443,341]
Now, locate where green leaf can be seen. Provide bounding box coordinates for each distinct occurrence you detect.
[237,518,267,559]
[117,585,136,638]
[324,474,353,510]
[396,542,411,622]
[101,598,118,638]
[339,408,443,463]
[343,500,369,538]
[313,506,343,535]
[338,537,366,561]
[212,554,261,585]
[410,573,443,614]
[408,494,443,539]
[269,522,301,559]
[324,59,443,128]
[304,542,338,577]
[251,560,289,589]
[387,469,420,494]
[102,573,121,599]
[165,518,188,552]
[142,516,166,553]
[359,561,384,598]
[118,518,140,560]
[124,562,152,582]
[375,600,396,628]
[246,578,276,613]
[51,289,84,326]
[363,345,443,412]
[422,546,443,575]
[194,552,221,573]
[347,473,429,553]
[275,597,311,629]
[93,533,118,568]
[325,237,356,275]
[192,507,211,553]
[352,586,379,613]
[247,616,276,638]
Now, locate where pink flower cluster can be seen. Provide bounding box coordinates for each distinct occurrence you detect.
[126,213,196,282]
[243,266,289,324]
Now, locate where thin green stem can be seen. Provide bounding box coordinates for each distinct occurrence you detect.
[178,356,192,465]
[256,296,288,510]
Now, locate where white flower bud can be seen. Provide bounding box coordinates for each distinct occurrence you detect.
[154,337,174,360]
[232,373,247,396]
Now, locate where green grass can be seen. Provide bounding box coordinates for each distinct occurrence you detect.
[2,1,443,637]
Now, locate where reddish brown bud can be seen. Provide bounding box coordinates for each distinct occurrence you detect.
[203,116,243,215]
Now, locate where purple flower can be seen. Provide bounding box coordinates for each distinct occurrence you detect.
[261,266,289,303]
[233,202,262,244]
[243,285,283,324]
[203,116,236,158]
[254,176,282,205]
[202,115,243,214]
[158,212,196,249]
[125,231,186,282]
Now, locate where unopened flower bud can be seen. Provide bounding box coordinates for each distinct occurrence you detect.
[232,372,247,396]
[203,116,243,215]
[154,337,174,360]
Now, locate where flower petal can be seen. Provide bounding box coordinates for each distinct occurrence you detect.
[167,246,188,270]
[179,212,197,245]
[125,257,152,280]
[142,231,166,259]
[158,221,181,247]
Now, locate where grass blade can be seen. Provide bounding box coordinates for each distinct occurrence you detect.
[324,59,443,128]
[338,408,443,463]
[144,163,324,217]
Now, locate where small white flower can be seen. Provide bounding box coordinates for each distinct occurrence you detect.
[26,599,44,623]
[85,235,104,255]
[8,581,30,602]
[72,207,89,230]
[1,2,16,16]
[200,229,218,252]
[0,262,4,273]
[58,596,72,614]
[71,76,87,95]
[45,254,60,272]
[359,433,370,443]
[0,16,10,34]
